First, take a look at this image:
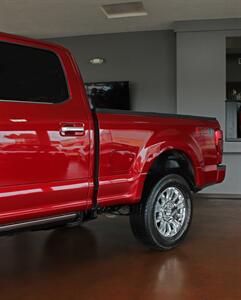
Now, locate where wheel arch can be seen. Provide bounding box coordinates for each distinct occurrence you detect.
[137,148,198,202]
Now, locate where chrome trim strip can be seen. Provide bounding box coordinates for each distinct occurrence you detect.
[61,126,85,133]
[0,213,77,232]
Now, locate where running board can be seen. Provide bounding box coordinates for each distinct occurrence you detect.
[0,213,78,234]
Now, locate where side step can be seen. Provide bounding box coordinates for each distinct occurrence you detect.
[0,213,78,234]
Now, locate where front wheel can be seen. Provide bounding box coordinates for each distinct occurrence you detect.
[130,174,192,250]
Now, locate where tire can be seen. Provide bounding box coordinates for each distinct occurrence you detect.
[130,174,192,250]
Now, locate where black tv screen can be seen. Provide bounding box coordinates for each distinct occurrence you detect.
[85,81,130,110]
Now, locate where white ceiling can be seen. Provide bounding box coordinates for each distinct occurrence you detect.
[1,0,241,38]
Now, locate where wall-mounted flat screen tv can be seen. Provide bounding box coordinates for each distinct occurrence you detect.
[85,81,130,110]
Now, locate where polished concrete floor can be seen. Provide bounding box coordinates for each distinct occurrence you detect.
[0,198,240,300]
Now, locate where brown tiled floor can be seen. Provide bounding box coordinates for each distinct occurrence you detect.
[0,198,240,300]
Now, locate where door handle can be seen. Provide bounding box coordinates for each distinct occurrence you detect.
[60,126,85,136]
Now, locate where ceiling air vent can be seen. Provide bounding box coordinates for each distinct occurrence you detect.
[101,2,147,19]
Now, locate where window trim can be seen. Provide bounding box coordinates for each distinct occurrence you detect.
[0,40,71,105]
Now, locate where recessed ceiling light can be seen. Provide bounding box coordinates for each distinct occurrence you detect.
[101,2,147,19]
[89,57,105,65]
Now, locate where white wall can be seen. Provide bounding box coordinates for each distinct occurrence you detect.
[47,30,176,113]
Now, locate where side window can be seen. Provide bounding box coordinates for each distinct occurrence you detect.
[0,41,69,103]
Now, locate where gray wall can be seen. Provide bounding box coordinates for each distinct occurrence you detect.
[48,25,241,196]
[47,30,176,113]
[175,21,241,195]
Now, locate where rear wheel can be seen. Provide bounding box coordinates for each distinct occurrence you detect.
[130,174,192,250]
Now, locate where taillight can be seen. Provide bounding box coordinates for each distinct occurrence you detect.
[215,129,223,164]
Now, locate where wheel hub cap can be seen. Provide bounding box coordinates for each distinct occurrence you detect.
[154,187,186,238]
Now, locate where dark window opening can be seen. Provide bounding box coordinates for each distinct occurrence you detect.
[226,37,241,141]
[85,81,130,110]
[0,41,69,103]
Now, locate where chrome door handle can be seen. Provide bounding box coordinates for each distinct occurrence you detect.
[60,126,85,136]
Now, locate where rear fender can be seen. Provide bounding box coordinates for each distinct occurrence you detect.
[132,141,202,201]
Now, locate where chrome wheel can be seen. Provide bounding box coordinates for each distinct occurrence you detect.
[154,187,186,238]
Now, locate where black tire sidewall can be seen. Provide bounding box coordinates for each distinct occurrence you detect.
[144,174,192,250]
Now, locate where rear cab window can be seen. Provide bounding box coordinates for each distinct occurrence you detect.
[0,41,69,104]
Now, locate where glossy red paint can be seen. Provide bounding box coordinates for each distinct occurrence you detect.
[0,32,226,226]
[0,32,95,224]
[96,112,225,206]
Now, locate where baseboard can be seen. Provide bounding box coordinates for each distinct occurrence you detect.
[195,193,241,200]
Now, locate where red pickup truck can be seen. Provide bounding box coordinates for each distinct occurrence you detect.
[0,33,225,250]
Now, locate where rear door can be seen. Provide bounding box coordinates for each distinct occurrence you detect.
[0,35,92,224]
